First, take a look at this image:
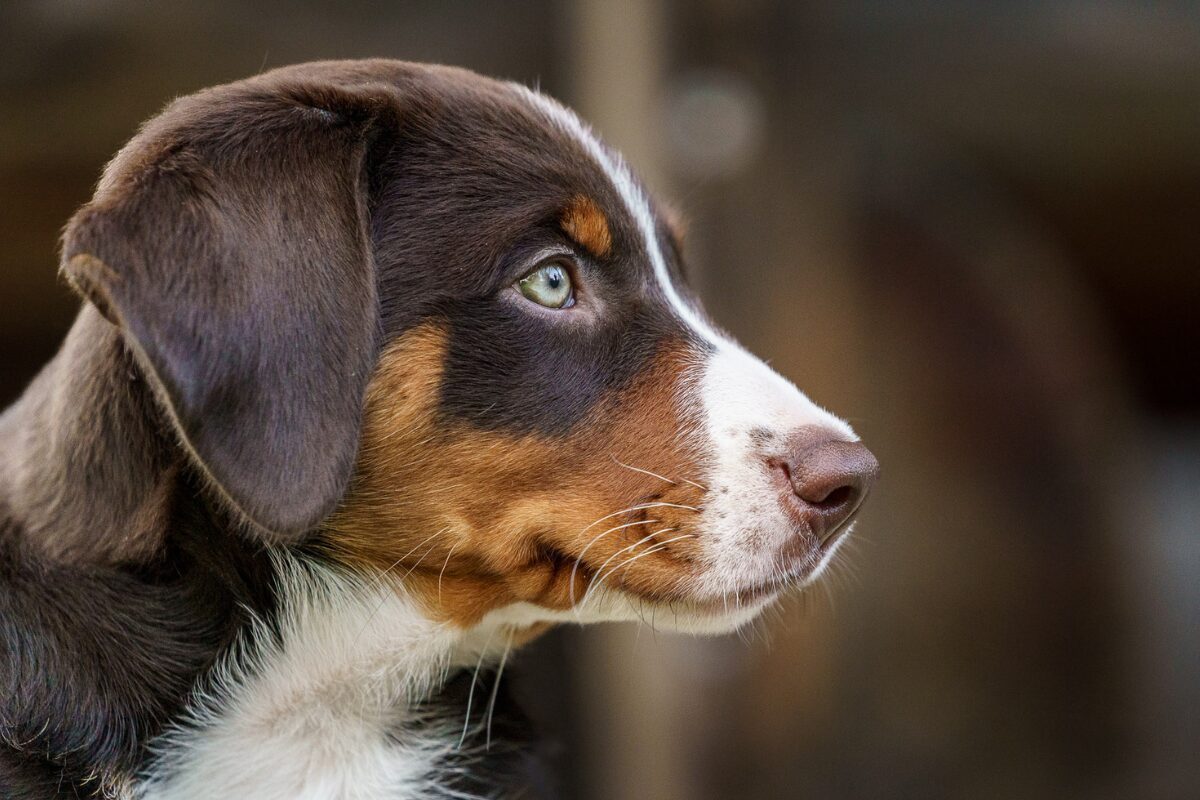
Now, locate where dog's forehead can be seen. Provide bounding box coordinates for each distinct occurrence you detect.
[386,65,672,281]
[354,63,718,357]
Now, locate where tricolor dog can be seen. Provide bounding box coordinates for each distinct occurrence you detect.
[0,60,878,798]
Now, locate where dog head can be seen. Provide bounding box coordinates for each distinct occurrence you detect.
[61,60,877,634]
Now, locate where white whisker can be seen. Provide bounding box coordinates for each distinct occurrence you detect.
[581,527,676,606]
[568,501,701,613]
[582,533,696,610]
[568,517,663,616]
[610,456,675,485]
[437,541,459,603]
[610,454,708,492]
[457,626,496,749]
[484,630,514,751]
[350,528,447,647]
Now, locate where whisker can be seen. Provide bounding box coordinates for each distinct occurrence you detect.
[568,518,660,616]
[458,626,496,749]
[610,454,708,492]
[571,501,699,574]
[609,455,675,485]
[578,501,699,536]
[437,541,459,603]
[568,500,703,620]
[359,531,437,596]
[351,528,446,646]
[484,630,514,751]
[581,527,676,604]
[397,538,441,581]
[582,533,696,609]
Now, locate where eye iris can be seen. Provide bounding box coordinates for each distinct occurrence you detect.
[518,262,574,308]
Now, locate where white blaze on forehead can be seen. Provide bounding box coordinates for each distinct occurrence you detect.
[512,84,722,348]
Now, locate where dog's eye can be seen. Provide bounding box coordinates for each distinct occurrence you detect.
[516,261,575,309]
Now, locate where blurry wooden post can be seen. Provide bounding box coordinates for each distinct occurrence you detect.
[565,2,696,799]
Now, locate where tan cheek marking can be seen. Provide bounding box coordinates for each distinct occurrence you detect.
[321,321,451,567]
[559,342,710,603]
[323,327,710,628]
[560,194,612,258]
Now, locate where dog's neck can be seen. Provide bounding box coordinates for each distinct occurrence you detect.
[0,307,178,564]
[164,553,514,721]
[132,553,527,798]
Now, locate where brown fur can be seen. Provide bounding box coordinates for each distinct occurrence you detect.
[560,195,613,259]
[321,322,709,627]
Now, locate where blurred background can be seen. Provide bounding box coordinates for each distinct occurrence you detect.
[2,1,1197,797]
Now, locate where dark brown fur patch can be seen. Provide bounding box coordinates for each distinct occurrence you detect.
[560,194,612,258]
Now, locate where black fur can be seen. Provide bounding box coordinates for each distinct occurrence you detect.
[414,670,555,800]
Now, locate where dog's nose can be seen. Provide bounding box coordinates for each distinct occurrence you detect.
[775,428,879,544]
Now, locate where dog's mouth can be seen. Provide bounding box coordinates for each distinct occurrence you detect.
[561,529,832,620]
[629,556,831,612]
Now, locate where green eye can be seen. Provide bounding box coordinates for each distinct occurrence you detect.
[517,261,575,309]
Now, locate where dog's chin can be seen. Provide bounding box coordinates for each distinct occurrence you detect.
[547,591,777,635]
[504,575,781,634]
[485,522,856,637]
[647,594,776,635]
[486,584,776,637]
[566,525,857,635]
[622,578,797,635]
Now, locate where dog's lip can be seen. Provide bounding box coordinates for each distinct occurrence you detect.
[573,532,834,615]
[682,542,845,613]
[565,519,835,615]
[606,570,784,615]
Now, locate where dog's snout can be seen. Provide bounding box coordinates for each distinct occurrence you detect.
[774,428,879,544]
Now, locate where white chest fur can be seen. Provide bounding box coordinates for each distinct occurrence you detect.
[131,556,515,800]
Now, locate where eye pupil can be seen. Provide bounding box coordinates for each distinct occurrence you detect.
[516,260,575,310]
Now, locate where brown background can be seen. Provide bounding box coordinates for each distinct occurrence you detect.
[2,2,1197,798]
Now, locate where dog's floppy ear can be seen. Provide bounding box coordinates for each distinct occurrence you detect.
[61,75,397,543]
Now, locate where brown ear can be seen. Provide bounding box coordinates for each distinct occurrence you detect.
[61,74,396,542]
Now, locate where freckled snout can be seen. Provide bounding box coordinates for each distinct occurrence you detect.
[771,427,879,545]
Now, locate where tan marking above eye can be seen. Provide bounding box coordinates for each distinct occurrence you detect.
[560,194,612,259]
[319,321,710,628]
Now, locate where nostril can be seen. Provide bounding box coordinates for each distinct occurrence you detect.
[814,484,855,511]
[773,427,880,543]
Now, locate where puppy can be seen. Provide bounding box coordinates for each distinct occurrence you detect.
[0,60,878,799]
